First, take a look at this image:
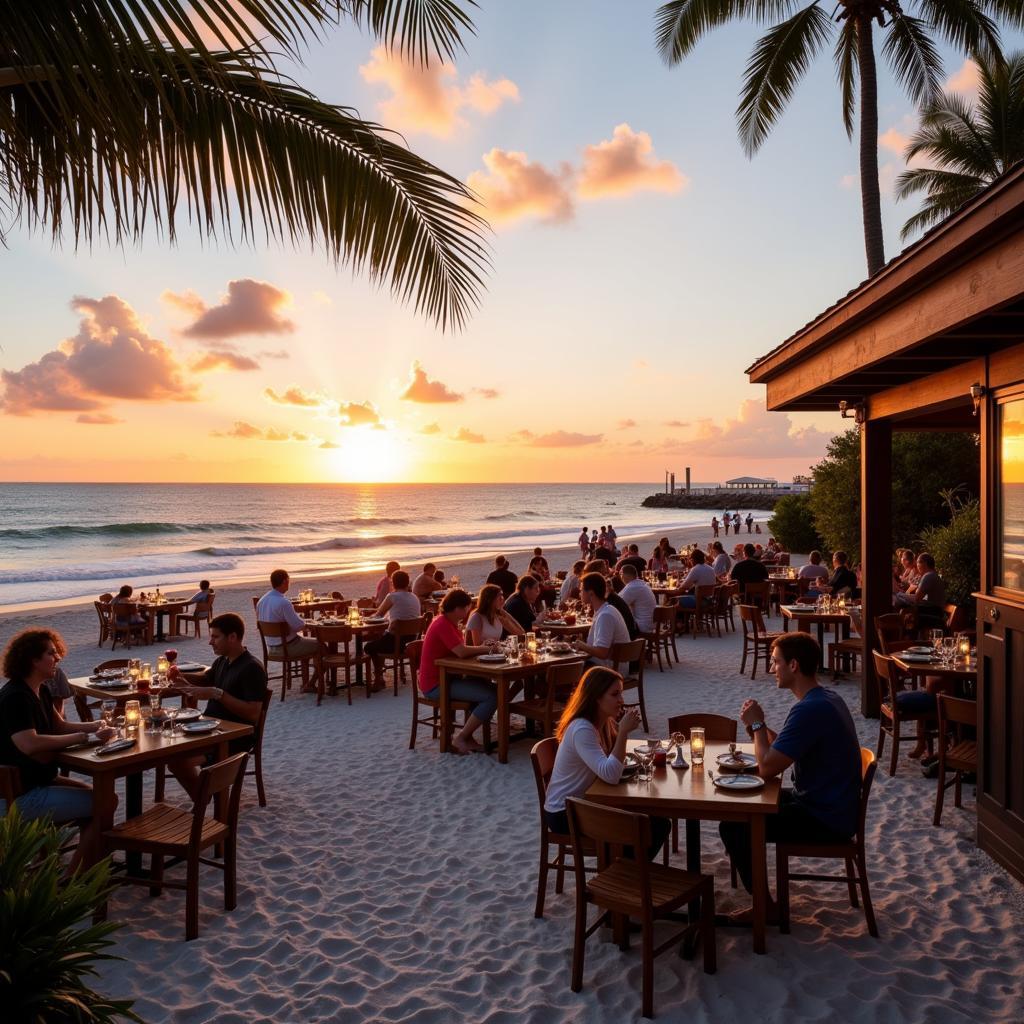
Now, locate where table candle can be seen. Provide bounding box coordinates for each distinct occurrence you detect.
[958,635,971,660]
[690,726,705,766]
[526,632,537,654]
[124,700,141,734]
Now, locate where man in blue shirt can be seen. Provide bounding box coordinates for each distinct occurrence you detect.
[719,631,861,922]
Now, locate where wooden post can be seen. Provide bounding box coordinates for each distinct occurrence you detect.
[859,418,891,717]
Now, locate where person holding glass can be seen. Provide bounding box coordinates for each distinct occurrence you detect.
[543,666,668,859]
[465,585,525,645]
[0,629,116,872]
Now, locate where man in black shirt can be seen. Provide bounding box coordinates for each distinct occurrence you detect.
[730,544,770,587]
[485,555,518,598]
[614,544,647,575]
[827,551,858,595]
[503,575,550,632]
[169,612,268,798]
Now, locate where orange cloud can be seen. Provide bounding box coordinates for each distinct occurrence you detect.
[452,427,485,443]
[359,47,518,137]
[190,349,260,372]
[617,419,636,429]
[169,279,295,339]
[467,149,575,226]
[473,387,500,399]
[76,413,123,425]
[420,422,442,435]
[578,124,687,199]
[339,401,381,427]
[400,361,464,403]
[946,59,981,96]
[1,295,195,416]
[265,386,324,407]
[665,419,689,428]
[524,430,603,448]
[213,422,308,441]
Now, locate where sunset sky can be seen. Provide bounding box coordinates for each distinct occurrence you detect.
[1,3,1017,485]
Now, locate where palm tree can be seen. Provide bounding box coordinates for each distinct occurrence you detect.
[654,1,1024,278]
[0,1,488,330]
[897,51,1024,240]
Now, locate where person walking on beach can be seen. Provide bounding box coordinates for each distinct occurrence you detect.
[723,512,730,537]
[578,528,590,558]
[711,516,719,538]
[744,513,752,534]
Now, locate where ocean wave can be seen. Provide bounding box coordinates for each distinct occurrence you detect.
[0,522,259,540]
[0,558,237,585]
[483,511,542,521]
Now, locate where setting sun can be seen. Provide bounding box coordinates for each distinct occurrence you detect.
[327,427,409,482]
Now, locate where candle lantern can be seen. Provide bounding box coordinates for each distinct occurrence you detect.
[124,699,141,734]
[690,726,706,766]
[958,634,971,660]
[526,631,537,654]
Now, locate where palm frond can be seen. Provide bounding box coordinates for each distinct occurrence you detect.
[654,1,799,65]
[833,15,857,138]
[0,50,490,330]
[978,1,1024,31]
[896,168,987,240]
[882,10,944,105]
[908,92,1000,177]
[916,0,1002,59]
[346,0,477,64]
[737,2,830,156]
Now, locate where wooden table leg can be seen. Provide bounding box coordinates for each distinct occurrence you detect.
[750,815,768,954]
[355,633,365,689]
[497,676,509,764]
[685,818,701,921]
[125,771,144,874]
[783,616,790,633]
[439,666,451,754]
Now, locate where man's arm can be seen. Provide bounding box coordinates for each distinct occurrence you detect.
[740,699,790,779]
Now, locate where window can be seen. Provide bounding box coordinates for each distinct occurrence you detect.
[1000,397,1024,591]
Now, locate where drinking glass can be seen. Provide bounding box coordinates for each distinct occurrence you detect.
[165,706,181,735]
[633,745,653,784]
[690,726,706,766]
[941,636,957,665]
[929,628,944,650]
[101,700,116,728]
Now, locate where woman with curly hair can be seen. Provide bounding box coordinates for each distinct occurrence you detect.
[0,629,116,871]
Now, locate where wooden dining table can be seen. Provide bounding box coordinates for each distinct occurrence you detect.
[890,651,978,696]
[138,600,189,642]
[780,605,853,667]
[68,675,195,711]
[586,739,781,955]
[304,617,387,690]
[539,620,591,639]
[434,650,585,763]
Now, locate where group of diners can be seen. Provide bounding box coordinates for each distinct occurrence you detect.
[103,579,216,638]
[542,629,863,924]
[0,611,269,872]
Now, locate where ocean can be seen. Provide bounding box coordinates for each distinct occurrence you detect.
[1002,482,1024,589]
[0,482,763,611]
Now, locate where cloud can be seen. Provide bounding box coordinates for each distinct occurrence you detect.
[257,348,290,360]
[190,349,260,372]
[665,419,689,428]
[168,279,295,339]
[467,149,575,225]
[359,47,518,138]
[76,413,122,425]
[839,173,857,190]
[1,294,195,416]
[578,123,687,199]
[319,440,340,449]
[265,386,324,407]
[525,430,603,448]
[946,59,981,97]
[215,421,262,439]
[452,427,485,443]
[473,387,500,399]
[617,419,636,430]
[420,422,442,435]
[339,401,381,427]
[400,361,464,403]
[212,421,307,441]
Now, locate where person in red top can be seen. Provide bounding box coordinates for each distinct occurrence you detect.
[419,589,496,755]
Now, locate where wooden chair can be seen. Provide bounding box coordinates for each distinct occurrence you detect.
[174,593,215,638]
[109,603,150,650]
[709,585,732,637]
[723,580,740,632]
[94,601,113,647]
[566,798,716,1018]
[874,613,909,650]
[529,737,595,917]
[944,603,975,643]
[610,639,648,733]
[677,585,715,638]
[872,651,934,776]
[72,658,132,722]
[640,604,677,672]
[103,752,248,941]
[742,580,771,617]
[407,641,491,751]
[257,621,313,702]
[934,694,977,828]
[510,661,585,738]
[738,605,783,680]
[777,747,879,938]
[313,624,369,704]
[383,616,428,697]
[356,597,376,609]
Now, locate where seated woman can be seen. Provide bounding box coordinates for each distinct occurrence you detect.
[188,579,214,616]
[658,536,677,557]
[544,666,669,859]
[528,547,551,581]
[647,545,669,576]
[113,584,146,626]
[465,584,524,645]
[418,590,498,755]
[0,629,115,872]
[367,570,422,690]
[558,561,585,606]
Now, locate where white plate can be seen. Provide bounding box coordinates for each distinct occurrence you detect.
[906,646,933,654]
[712,773,765,790]
[362,617,387,625]
[477,654,507,663]
[175,708,203,721]
[175,663,207,673]
[182,719,219,733]
[715,751,758,770]
[900,653,936,663]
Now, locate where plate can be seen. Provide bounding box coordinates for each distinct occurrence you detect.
[95,738,136,756]
[715,751,758,770]
[175,707,203,722]
[182,719,219,733]
[90,679,130,689]
[66,734,105,751]
[477,654,507,663]
[432,591,448,598]
[550,643,573,654]
[712,773,765,791]
[618,763,638,781]
[783,605,816,613]
[906,646,933,654]
[362,617,387,625]
[899,653,936,663]
[174,662,207,673]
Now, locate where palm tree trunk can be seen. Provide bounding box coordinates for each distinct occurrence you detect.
[856,14,885,276]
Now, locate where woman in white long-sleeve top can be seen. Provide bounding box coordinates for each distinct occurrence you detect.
[543,667,670,858]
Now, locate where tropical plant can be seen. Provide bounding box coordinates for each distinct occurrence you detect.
[920,490,981,606]
[0,1,488,330]
[768,493,823,554]
[0,808,139,1023]
[897,50,1024,240]
[653,1,1024,277]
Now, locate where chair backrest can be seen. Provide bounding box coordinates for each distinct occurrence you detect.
[944,604,969,633]
[251,595,260,612]
[743,581,770,608]
[406,640,424,688]
[546,661,584,708]
[357,597,376,609]
[796,577,813,597]
[252,689,272,757]
[192,752,249,842]
[937,693,977,749]
[93,658,129,673]
[312,624,353,645]
[390,615,428,639]
[567,797,652,888]
[94,601,112,627]
[856,747,878,842]
[712,585,730,613]
[694,583,715,608]
[739,604,768,636]
[196,593,215,620]
[652,604,675,628]
[880,637,915,655]
[256,620,292,661]
[871,651,896,705]
[777,552,790,566]
[873,613,905,645]
[610,638,645,679]
[530,736,559,829]
[666,713,737,743]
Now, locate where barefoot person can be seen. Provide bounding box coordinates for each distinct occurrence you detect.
[418,590,497,755]
[167,613,266,798]
[0,629,116,872]
[719,632,861,922]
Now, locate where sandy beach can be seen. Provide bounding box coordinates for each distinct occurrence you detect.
[8,535,1023,1023]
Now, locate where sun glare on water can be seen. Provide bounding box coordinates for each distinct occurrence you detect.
[328,428,409,483]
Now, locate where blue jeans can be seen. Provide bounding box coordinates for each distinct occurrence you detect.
[896,690,936,713]
[0,783,93,823]
[678,595,696,609]
[425,678,497,723]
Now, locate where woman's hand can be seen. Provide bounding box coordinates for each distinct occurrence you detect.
[618,708,642,734]
[95,726,117,743]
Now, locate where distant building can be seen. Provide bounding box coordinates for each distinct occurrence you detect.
[724,476,778,490]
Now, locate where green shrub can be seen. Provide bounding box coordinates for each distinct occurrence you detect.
[0,808,140,1023]
[919,493,981,608]
[768,494,823,554]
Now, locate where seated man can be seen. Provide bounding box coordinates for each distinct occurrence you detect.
[826,550,859,596]
[486,555,519,598]
[720,632,861,922]
[617,564,656,633]
[585,560,638,638]
[168,612,267,798]
[375,561,400,605]
[0,629,116,872]
[189,579,213,614]
[412,563,440,605]
[573,572,630,672]
[799,550,829,585]
[730,543,770,589]
[894,551,946,627]
[614,544,647,575]
[677,548,717,609]
[255,569,320,680]
[366,570,422,691]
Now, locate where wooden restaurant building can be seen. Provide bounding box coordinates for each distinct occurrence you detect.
[747,163,1024,883]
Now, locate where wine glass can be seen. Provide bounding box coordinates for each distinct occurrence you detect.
[164,706,180,735]
[928,628,943,650]
[941,636,957,666]
[100,700,116,728]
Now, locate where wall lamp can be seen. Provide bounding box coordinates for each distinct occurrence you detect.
[970,383,985,416]
[838,400,866,425]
